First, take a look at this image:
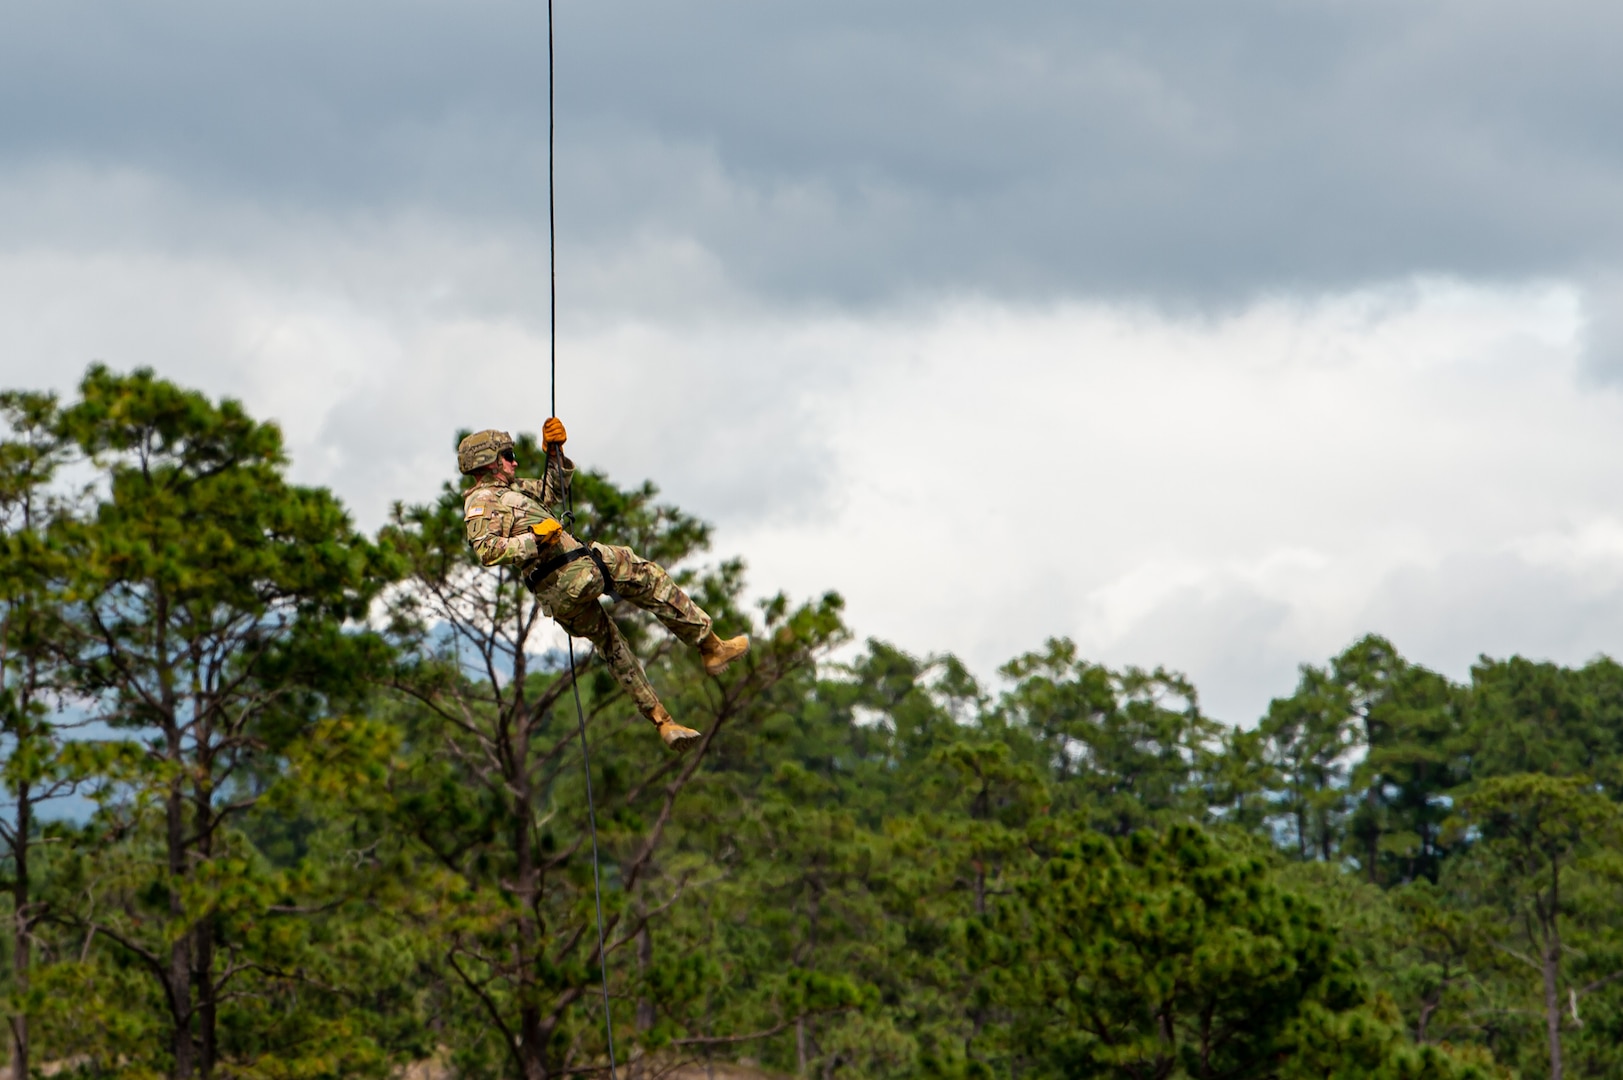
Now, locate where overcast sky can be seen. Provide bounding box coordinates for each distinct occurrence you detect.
[6,0,1623,722]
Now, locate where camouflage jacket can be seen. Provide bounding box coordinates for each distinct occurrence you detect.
[463,453,581,568]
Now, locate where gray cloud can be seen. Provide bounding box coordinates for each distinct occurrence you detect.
[1068,543,1623,726]
[1579,272,1623,382]
[1359,546,1623,687]
[6,1,1623,307]
[9,1,1623,725]
[1084,580,1302,727]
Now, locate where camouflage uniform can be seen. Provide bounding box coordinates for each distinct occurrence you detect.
[463,451,713,718]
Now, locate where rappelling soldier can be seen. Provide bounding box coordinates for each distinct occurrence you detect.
[457,419,750,752]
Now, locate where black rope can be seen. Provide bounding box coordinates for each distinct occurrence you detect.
[548,0,619,1074]
[548,0,557,420]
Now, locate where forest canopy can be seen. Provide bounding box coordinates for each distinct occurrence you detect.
[0,367,1617,1080]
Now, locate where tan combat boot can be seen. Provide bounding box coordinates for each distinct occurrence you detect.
[698,631,751,676]
[650,704,702,753]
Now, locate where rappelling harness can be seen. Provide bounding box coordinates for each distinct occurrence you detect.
[523,542,621,603]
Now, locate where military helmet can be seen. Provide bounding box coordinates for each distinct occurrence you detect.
[457,429,515,474]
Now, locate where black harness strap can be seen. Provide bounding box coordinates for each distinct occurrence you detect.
[523,540,622,603]
[583,544,621,602]
[523,544,590,591]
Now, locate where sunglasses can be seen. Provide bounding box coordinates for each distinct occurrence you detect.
[499,449,517,463]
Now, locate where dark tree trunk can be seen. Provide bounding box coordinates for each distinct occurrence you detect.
[194,908,217,1077]
[1294,799,1306,861]
[637,917,654,1034]
[1365,785,1380,884]
[158,600,194,1080]
[514,696,547,1080]
[1416,996,1437,1044]
[1543,938,1563,1080]
[166,733,194,1079]
[9,784,29,1080]
[1542,865,1564,1080]
[193,769,218,1080]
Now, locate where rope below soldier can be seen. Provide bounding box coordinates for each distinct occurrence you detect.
[458,420,751,751]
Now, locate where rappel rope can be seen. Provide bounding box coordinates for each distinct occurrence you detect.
[546,0,621,1074]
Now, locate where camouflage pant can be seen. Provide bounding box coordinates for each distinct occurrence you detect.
[534,543,713,718]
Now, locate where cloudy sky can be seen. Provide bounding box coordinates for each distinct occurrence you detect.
[6,0,1623,722]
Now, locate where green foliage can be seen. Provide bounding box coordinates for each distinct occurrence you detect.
[997,639,1222,834]
[0,368,399,1079]
[966,823,1482,1080]
[4,366,1623,1080]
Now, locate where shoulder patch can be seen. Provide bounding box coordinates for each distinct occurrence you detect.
[466,506,486,518]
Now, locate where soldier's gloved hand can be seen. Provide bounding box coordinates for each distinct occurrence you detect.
[532,519,563,544]
[542,417,567,453]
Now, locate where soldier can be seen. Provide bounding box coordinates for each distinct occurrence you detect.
[458,419,750,752]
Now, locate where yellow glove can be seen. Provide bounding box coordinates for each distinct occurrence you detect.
[542,417,567,453]
[532,519,563,543]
